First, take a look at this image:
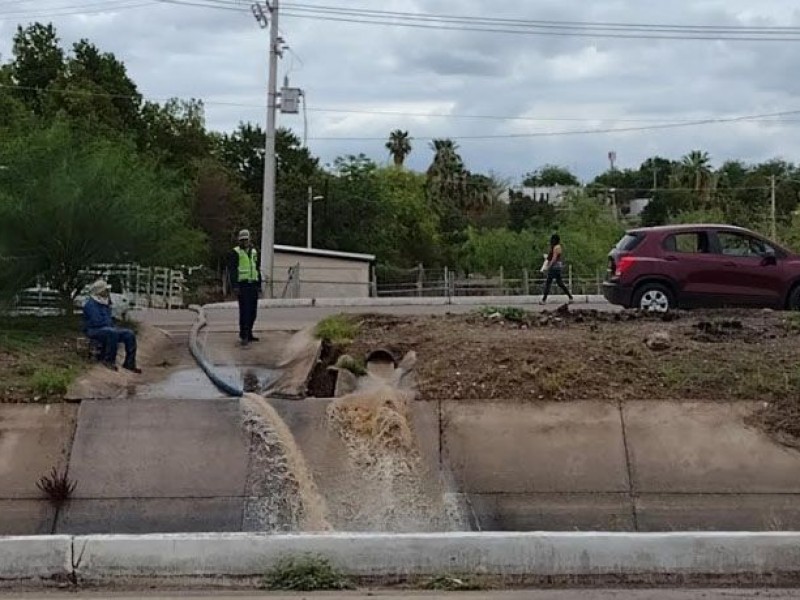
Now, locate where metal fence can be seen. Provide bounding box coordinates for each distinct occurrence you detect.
[375,264,606,298]
[11,263,188,315]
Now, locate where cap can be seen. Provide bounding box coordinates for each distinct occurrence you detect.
[89,279,111,295]
[238,229,251,241]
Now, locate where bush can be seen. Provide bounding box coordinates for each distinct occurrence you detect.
[314,315,359,346]
[264,555,353,591]
[30,366,75,396]
[478,306,527,322]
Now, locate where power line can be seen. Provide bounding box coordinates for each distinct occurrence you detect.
[1,84,798,140]
[0,82,790,123]
[0,0,152,17]
[278,11,800,42]
[282,2,800,34]
[305,109,800,141]
[151,0,800,42]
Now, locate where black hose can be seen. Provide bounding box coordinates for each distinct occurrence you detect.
[188,305,244,397]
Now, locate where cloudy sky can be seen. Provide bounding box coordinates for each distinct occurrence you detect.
[1,0,799,182]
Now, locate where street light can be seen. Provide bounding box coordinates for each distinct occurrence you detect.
[307,186,324,249]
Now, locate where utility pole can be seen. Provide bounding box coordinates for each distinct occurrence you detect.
[252,0,280,298]
[770,174,777,241]
[306,186,323,249]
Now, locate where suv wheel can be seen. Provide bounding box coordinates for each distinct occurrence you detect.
[633,283,673,313]
[789,285,800,311]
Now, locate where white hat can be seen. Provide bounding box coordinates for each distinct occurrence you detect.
[89,279,111,296]
[238,229,251,240]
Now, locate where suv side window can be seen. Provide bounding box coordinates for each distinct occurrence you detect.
[717,232,773,258]
[664,232,710,254]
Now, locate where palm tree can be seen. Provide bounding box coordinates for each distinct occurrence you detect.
[680,150,714,206]
[426,139,466,209]
[385,130,412,167]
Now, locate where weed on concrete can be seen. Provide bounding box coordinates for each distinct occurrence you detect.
[263,554,354,591]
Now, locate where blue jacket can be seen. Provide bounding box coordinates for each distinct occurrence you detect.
[83,298,114,334]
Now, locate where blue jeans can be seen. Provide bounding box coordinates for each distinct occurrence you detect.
[87,327,137,368]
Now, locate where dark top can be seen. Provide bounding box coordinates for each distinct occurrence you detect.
[82,297,113,334]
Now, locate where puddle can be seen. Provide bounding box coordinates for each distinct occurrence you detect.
[134,366,279,400]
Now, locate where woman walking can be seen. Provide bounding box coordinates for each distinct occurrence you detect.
[541,233,574,304]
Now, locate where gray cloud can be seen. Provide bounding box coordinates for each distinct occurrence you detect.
[1,0,799,181]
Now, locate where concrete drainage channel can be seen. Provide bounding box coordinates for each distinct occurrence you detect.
[6,304,800,588]
[5,532,800,587]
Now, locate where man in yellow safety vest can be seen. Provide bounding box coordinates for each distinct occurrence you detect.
[228,229,262,346]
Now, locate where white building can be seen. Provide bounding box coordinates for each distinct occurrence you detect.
[273,245,375,299]
[499,185,580,205]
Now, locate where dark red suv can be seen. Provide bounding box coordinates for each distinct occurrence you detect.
[603,225,800,312]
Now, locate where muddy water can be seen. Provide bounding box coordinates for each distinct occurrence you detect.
[240,393,330,532]
[135,366,278,400]
[326,385,468,532]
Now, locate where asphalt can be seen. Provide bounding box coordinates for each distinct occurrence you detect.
[138,301,616,332]
[3,590,799,599]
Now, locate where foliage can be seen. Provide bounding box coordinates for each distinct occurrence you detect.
[314,315,359,345]
[30,366,76,396]
[478,305,526,322]
[463,194,622,277]
[421,575,485,591]
[0,121,205,302]
[335,354,367,376]
[263,555,354,591]
[523,164,580,187]
[385,129,412,167]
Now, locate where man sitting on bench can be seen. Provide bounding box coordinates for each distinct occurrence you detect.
[82,280,141,373]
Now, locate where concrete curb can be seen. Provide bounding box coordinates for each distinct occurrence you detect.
[5,532,800,585]
[203,295,607,310]
[0,536,72,583]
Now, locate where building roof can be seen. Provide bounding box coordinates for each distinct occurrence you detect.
[274,244,376,263]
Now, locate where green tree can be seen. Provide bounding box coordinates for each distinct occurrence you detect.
[523,164,580,187]
[139,98,211,171]
[190,158,257,271]
[385,129,412,167]
[679,150,714,206]
[0,121,205,304]
[46,39,142,136]
[9,23,65,115]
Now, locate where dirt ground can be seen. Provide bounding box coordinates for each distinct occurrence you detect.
[341,307,800,447]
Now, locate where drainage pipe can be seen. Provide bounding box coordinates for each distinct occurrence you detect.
[188,305,243,397]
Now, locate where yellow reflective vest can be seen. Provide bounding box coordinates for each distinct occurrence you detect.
[234,247,259,283]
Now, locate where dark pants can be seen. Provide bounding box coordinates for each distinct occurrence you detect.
[237,282,259,341]
[87,327,137,368]
[542,267,573,301]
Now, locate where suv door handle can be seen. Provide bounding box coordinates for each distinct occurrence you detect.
[665,256,678,262]
[724,261,737,267]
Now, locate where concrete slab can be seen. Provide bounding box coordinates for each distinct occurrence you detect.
[624,401,800,493]
[469,493,634,532]
[442,401,629,493]
[0,404,77,499]
[56,498,244,534]
[636,494,800,531]
[68,399,249,498]
[198,330,293,368]
[0,500,55,535]
[0,535,72,582]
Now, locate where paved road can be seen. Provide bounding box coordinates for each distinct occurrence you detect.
[137,301,616,331]
[3,590,798,599]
